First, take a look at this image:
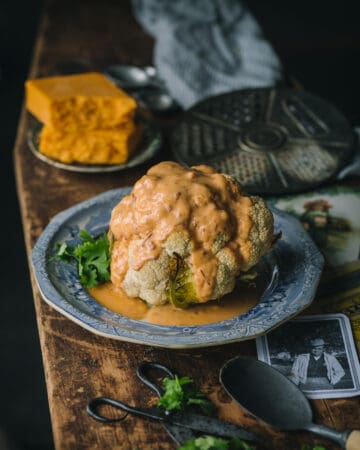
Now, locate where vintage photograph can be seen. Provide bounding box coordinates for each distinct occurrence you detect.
[317,260,360,347]
[256,314,360,399]
[270,186,360,268]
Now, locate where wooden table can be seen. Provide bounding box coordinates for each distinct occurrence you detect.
[14,1,360,449]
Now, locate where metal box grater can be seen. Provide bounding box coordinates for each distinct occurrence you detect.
[170,88,355,195]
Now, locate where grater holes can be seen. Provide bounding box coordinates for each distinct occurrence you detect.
[278,145,338,183]
[202,124,215,156]
[213,151,273,191]
[172,88,353,193]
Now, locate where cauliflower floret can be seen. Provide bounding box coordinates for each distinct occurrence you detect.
[120,196,273,307]
[246,196,274,272]
[109,162,275,307]
[122,244,172,305]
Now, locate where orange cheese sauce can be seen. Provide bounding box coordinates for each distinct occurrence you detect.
[109,162,253,301]
[88,281,260,326]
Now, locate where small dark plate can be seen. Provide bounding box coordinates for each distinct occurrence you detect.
[28,121,162,173]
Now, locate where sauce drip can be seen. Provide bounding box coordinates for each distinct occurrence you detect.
[89,282,260,326]
[109,161,253,301]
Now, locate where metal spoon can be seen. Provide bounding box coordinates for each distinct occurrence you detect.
[104,64,165,89]
[133,89,179,114]
[220,356,360,449]
[104,65,180,113]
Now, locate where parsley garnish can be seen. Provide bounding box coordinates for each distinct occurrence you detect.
[157,375,216,416]
[53,229,110,288]
[179,438,327,450]
[301,446,327,450]
[178,436,255,450]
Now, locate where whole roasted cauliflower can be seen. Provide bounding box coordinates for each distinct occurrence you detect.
[109,161,275,308]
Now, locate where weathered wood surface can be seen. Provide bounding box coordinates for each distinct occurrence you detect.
[14,1,360,449]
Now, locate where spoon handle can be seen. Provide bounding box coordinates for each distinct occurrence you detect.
[346,430,360,450]
[306,423,351,448]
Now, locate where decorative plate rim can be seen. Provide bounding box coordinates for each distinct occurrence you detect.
[27,121,162,173]
[31,188,324,348]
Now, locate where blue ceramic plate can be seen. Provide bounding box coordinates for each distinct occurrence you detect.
[31,188,324,348]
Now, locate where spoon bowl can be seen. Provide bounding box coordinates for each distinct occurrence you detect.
[221,357,311,430]
[135,89,179,114]
[220,356,360,449]
[104,65,180,113]
[105,64,164,89]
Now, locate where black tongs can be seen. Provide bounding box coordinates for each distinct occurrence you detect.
[87,362,257,446]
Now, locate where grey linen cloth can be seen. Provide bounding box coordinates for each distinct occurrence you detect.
[132,0,283,109]
[132,0,360,179]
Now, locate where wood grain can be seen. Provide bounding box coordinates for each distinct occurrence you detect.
[14,1,360,449]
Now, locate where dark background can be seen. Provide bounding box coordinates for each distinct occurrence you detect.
[1,1,359,448]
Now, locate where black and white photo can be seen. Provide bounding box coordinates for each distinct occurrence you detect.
[256,314,360,399]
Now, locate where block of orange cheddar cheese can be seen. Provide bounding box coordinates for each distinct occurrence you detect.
[39,121,142,164]
[25,72,137,132]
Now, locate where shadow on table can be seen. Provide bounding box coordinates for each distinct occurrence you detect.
[0,1,54,449]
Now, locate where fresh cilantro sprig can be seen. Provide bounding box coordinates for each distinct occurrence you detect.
[157,375,216,416]
[178,435,255,450]
[301,446,327,450]
[52,229,110,288]
[179,437,327,450]
[158,375,327,450]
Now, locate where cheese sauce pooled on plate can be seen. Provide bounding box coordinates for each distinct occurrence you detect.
[88,282,260,326]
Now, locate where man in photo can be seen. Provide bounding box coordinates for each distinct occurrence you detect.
[289,338,345,390]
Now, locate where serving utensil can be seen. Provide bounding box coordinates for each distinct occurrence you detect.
[220,356,360,449]
[104,64,179,113]
[131,89,179,113]
[105,64,165,89]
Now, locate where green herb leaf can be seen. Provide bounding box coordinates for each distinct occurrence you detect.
[52,230,110,288]
[301,446,328,450]
[157,375,216,416]
[178,435,255,450]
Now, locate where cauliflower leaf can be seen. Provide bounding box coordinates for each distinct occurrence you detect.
[168,255,198,308]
